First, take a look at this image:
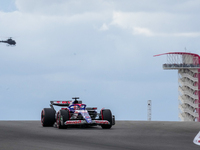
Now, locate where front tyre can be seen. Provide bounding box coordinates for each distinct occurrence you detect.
[101,109,112,129]
[57,109,69,129]
[41,108,56,127]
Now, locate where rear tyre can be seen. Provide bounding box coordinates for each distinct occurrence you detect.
[57,109,69,129]
[101,109,112,129]
[41,108,56,127]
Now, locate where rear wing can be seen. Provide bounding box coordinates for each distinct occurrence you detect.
[50,101,72,106]
[50,100,82,106]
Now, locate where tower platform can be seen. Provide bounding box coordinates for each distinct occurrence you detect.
[154,52,200,121]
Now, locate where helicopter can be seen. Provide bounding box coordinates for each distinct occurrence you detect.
[0,37,16,46]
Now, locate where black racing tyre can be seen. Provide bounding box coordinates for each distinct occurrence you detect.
[101,109,112,129]
[41,108,56,127]
[57,109,69,129]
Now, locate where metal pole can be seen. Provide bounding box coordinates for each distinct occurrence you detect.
[148,100,152,121]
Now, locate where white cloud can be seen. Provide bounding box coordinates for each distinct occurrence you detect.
[15,0,113,16]
[172,32,200,37]
[109,11,200,37]
[132,27,153,36]
[99,23,109,31]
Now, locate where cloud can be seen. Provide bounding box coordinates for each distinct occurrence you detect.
[15,0,113,15]
[112,0,200,14]
[109,11,200,37]
[172,32,200,37]
[132,27,153,36]
[100,23,109,31]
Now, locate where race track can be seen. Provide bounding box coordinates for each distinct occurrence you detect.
[0,121,199,150]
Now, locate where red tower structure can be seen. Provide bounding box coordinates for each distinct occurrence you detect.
[154,52,200,121]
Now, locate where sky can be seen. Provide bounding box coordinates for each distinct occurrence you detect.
[0,0,200,121]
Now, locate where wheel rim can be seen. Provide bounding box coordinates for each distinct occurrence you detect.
[57,112,60,128]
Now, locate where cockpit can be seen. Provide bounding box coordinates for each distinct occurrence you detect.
[69,104,86,111]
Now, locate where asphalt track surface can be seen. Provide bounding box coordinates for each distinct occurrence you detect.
[0,121,200,150]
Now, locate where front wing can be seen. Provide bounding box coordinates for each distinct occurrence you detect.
[64,120,110,125]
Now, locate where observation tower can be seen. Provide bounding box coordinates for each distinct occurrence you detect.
[154,52,200,122]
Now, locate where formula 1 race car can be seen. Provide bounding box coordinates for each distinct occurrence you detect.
[41,97,115,129]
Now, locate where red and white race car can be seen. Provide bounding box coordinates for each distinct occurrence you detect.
[41,97,115,129]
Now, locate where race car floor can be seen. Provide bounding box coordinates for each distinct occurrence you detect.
[0,121,199,150]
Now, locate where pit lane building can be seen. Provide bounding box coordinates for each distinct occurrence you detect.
[154,52,200,122]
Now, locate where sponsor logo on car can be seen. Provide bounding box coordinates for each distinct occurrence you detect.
[66,120,82,124]
[95,120,109,124]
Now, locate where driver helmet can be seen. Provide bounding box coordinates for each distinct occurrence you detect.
[74,105,80,110]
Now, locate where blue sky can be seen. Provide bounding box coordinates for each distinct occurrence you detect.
[0,0,16,12]
[0,0,200,121]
